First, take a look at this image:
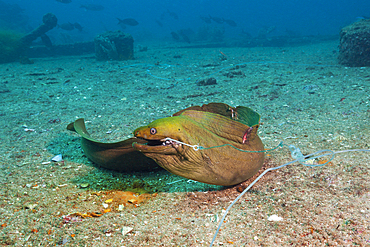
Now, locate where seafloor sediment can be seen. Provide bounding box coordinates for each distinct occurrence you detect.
[0,40,369,246]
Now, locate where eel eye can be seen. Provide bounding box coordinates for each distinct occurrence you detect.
[150,128,157,135]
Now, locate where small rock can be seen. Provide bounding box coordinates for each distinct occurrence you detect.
[25,204,38,210]
[105,199,113,203]
[117,204,125,211]
[196,77,217,86]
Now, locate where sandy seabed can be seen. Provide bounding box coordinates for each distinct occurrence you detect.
[0,40,369,246]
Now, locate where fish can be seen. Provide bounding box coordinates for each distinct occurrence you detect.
[117,18,139,26]
[357,15,370,20]
[73,22,83,32]
[257,26,276,38]
[170,31,180,41]
[167,10,179,20]
[132,103,265,186]
[155,20,163,27]
[200,16,212,24]
[223,19,237,27]
[56,0,71,3]
[179,30,191,43]
[58,22,75,31]
[209,15,224,24]
[67,103,265,186]
[80,4,104,11]
[160,10,179,20]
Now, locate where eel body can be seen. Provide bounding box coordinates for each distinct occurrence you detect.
[67,103,265,186]
[67,118,159,172]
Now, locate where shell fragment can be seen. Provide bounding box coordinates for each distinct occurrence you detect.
[267,215,283,221]
[51,154,63,162]
[121,226,133,236]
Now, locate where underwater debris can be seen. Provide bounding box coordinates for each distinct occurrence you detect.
[21,13,57,47]
[94,30,134,61]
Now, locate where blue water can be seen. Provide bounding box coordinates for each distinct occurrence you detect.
[2,0,370,44]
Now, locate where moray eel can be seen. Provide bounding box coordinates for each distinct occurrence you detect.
[67,103,264,186]
[132,103,264,186]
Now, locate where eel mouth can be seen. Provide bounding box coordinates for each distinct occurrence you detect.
[133,137,182,153]
[136,137,181,147]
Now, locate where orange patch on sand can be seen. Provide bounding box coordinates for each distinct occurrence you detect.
[318,159,332,165]
[102,191,157,210]
[63,191,158,222]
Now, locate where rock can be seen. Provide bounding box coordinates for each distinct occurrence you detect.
[25,204,38,210]
[196,77,217,86]
[94,30,134,61]
[338,19,370,67]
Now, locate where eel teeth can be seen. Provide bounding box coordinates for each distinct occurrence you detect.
[160,139,182,147]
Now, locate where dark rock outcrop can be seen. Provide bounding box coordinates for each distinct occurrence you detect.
[339,19,370,67]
